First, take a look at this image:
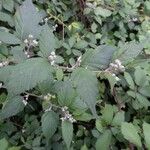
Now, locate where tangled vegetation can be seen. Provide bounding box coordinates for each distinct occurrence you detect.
[0,0,150,149]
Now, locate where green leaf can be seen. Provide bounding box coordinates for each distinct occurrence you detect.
[39,25,56,57]
[112,111,125,126]
[121,122,142,147]
[0,12,14,27]
[101,104,114,124]
[81,45,116,70]
[0,96,25,120]
[0,138,9,150]
[124,72,135,90]
[11,46,27,63]
[71,68,99,117]
[94,7,112,17]
[54,81,76,106]
[134,67,147,86]
[7,58,53,96]
[136,93,150,108]
[62,120,73,150]
[96,119,103,133]
[2,0,14,12]
[0,66,13,83]
[143,122,150,150]
[8,147,21,150]
[41,111,59,140]
[56,68,63,81]
[14,0,42,39]
[95,130,112,150]
[0,30,21,44]
[113,41,143,64]
[139,86,150,97]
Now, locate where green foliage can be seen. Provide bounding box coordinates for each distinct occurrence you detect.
[0,0,150,149]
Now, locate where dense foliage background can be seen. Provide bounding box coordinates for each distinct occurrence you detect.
[0,0,150,149]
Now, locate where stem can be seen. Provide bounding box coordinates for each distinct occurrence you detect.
[48,13,68,28]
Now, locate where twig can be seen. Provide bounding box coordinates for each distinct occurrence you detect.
[48,13,68,28]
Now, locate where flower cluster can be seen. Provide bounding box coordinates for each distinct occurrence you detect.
[24,34,38,47]
[86,2,97,9]
[60,106,76,123]
[0,61,9,68]
[106,59,125,81]
[24,34,38,58]
[108,59,125,74]
[48,51,57,66]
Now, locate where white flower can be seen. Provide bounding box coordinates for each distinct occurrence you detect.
[22,100,28,106]
[28,34,33,39]
[0,41,2,44]
[32,39,38,45]
[0,83,2,88]
[24,39,28,44]
[44,18,49,22]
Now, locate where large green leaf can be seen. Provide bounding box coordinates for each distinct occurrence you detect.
[6,58,53,96]
[113,41,143,64]
[95,130,112,150]
[143,122,150,150]
[81,45,116,70]
[14,0,42,39]
[0,30,21,44]
[71,68,99,117]
[121,122,142,147]
[39,25,56,57]
[0,96,25,120]
[62,121,73,150]
[54,81,76,106]
[41,111,59,140]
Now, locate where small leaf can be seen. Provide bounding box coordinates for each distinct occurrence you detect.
[124,72,135,90]
[101,104,114,124]
[2,0,14,12]
[56,68,64,81]
[95,130,112,150]
[143,122,150,150]
[62,120,73,150]
[121,122,142,147]
[0,138,9,150]
[39,25,56,57]
[96,119,103,133]
[0,96,25,120]
[134,67,147,86]
[0,30,21,44]
[139,86,150,97]
[112,111,125,126]
[41,111,59,140]
[136,93,150,108]
[94,7,112,17]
